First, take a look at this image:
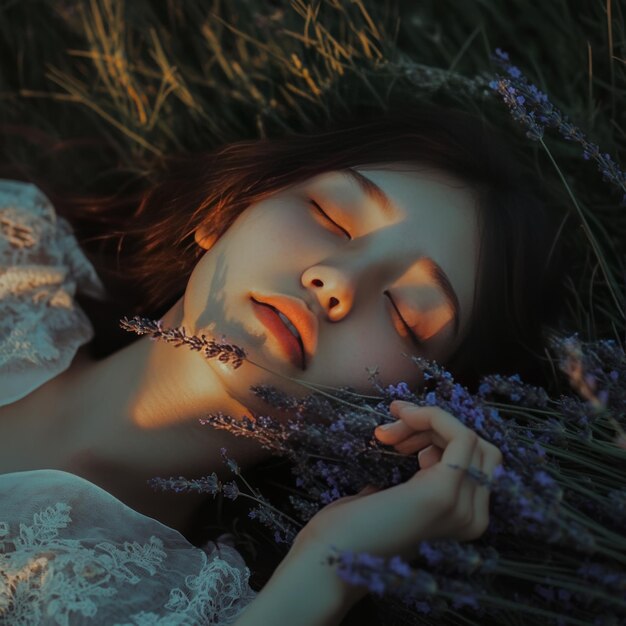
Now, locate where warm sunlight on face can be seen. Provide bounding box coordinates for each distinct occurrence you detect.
[178,164,481,419]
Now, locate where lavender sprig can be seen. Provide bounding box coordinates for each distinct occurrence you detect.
[120,315,395,417]
[328,547,621,624]
[487,47,626,320]
[120,315,247,368]
[148,447,300,544]
[488,48,626,205]
[327,548,439,603]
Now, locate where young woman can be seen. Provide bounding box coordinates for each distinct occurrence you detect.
[0,101,566,624]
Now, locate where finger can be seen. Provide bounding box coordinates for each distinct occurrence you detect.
[376,426,450,455]
[453,442,482,540]
[377,402,435,441]
[472,441,491,536]
[457,440,492,541]
[380,401,470,446]
[376,423,450,454]
[389,399,416,413]
[476,441,502,492]
[374,419,418,443]
[417,444,442,468]
[397,406,478,478]
[384,430,433,453]
[485,440,504,472]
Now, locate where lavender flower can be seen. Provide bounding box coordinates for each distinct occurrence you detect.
[247,504,298,545]
[119,315,247,369]
[147,473,220,496]
[488,48,626,205]
[477,373,550,408]
[328,548,494,618]
[220,447,240,474]
[222,480,240,501]
[416,541,499,576]
[328,548,438,598]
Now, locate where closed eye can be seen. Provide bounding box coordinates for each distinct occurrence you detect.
[309,199,352,240]
[385,291,424,349]
[308,199,424,349]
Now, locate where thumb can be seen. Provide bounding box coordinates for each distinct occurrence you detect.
[357,484,381,496]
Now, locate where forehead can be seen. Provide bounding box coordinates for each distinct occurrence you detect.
[309,164,475,215]
[302,164,482,338]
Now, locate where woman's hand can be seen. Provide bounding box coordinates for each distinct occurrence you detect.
[292,400,504,562]
[233,401,504,626]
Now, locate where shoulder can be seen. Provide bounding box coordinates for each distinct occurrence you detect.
[0,178,107,297]
[0,179,107,407]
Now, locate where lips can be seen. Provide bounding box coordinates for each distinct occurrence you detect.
[250,291,319,369]
[251,299,305,369]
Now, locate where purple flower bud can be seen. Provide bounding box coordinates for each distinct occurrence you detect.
[222,480,240,500]
[494,47,510,61]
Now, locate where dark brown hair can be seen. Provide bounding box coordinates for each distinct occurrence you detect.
[14,99,565,390]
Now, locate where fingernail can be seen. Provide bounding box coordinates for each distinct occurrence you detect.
[393,400,413,408]
[377,420,399,431]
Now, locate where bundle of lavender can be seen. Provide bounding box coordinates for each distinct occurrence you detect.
[121,314,626,626]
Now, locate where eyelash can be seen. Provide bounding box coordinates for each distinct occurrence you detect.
[310,199,352,240]
[308,199,423,348]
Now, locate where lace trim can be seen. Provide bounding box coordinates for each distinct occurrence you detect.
[115,549,256,626]
[0,499,256,626]
[0,501,166,625]
[0,180,108,405]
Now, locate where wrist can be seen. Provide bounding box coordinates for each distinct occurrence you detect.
[234,541,368,626]
[283,540,370,610]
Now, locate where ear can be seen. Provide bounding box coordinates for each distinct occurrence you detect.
[194,224,218,250]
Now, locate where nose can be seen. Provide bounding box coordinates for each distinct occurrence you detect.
[302,266,354,322]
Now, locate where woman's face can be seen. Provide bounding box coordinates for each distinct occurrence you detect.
[180,164,480,419]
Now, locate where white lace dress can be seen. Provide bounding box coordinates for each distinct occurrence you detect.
[0,180,257,625]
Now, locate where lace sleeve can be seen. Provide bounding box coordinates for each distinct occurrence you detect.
[0,180,108,407]
[0,469,257,625]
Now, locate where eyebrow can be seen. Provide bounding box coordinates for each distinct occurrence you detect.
[341,167,399,220]
[340,167,461,337]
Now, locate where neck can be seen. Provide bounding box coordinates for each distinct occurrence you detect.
[0,298,272,532]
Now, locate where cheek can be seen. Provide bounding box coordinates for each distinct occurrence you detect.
[373,344,425,388]
[181,207,314,330]
[240,207,316,266]
[185,252,211,299]
[316,320,417,388]
[182,253,218,331]
[355,312,429,388]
